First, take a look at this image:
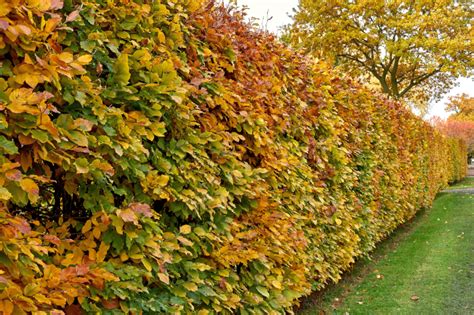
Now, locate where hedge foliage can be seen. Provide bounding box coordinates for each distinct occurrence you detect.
[0,1,467,313]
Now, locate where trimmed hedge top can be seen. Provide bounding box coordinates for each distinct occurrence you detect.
[0,0,467,313]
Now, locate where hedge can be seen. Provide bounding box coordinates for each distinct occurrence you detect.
[0,1,467,313]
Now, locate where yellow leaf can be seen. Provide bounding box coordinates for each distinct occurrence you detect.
[0,5,12,16]
[24,73,42,88]
[157,30,166,44]
[58,52,74,63]
[77,54,93,65]
[156,175,170,187]
[34,294,51,305]
[0,187,12,200]
[271,280,282,289]
[142,258,152,272]
[19,178,39,195]
[115,220,124,235]
[180,225,192,234]
[183,282,198,292]
[89,248,96,261]
[193,263,212,271]
[335,218,342,226]
[82,220,92,233]
[163,232,175,240]
[129,252,143,259]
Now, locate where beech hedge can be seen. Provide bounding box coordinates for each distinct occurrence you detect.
[0,0,467,313]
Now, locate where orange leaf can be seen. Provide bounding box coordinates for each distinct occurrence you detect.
[5,169,22,181]
[74,118,94,131]
[65,10,80,23]
[20,151,33,172]
[96,242,109,263]
[117,208,138,225]
[102,298,120,310]
[64,304,83,315]
[18,134,36,145]
[39,114,60,139]
[0,300,14,314]
[129,203,152,217]
[82,220,92,233]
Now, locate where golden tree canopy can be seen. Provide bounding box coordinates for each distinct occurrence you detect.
[288,0,473,109]
[446,93,474,121]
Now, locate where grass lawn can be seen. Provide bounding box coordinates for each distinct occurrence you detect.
[446,176,474,189]
[298,179,474,314]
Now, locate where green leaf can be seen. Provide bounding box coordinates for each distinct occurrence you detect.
[68,130,89,147]
[80,40,96,52]
[113,54,131,86]
[74,158,89,174]
[74,91,87,105]
[0,135,18,155]
[30,130,49,143]
[199,286,217,297]
[256,286,270,298]
[7,183,28,206]
[0,113,7,129]
[120,17,138,31]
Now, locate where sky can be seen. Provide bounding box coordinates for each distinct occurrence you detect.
[234,0,299,33]
[233,0,474,119]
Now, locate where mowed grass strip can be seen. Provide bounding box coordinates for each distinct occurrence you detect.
[446,176,474,189]
[299,182,474,315]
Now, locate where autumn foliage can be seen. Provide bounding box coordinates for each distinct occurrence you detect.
[431,119,474,159]
[0,1,467,313]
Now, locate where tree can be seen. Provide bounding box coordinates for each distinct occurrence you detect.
[431,117,474,158]
[445,93,474,121]
[287,0,473,109]
[445,93,474,158]
[431,93,474,158]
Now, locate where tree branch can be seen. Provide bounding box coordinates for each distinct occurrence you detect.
[399,65,444,97]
